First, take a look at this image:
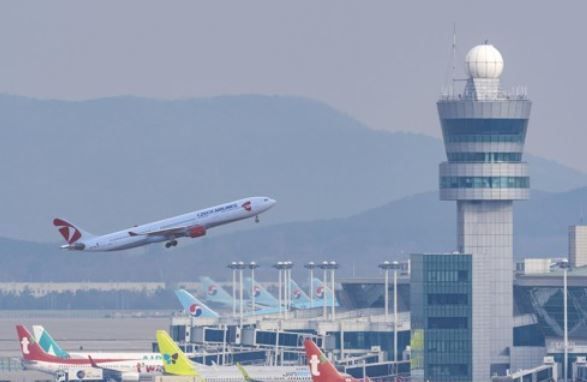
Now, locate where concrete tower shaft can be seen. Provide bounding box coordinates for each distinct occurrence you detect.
[437,43,531,381]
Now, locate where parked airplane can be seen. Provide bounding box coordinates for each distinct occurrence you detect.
[174,289,220,318]
[176,288,282,317]
[17,325,162,381]
[313,278,339,307]
[304,338,364,382]
[289,279,314,309]
[54,196,276,251]
[199,276,238,308]
[32,325,163,364]
[244,277,280,307]
[156,330,311,381]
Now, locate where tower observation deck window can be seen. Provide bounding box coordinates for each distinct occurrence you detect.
[442,118,528,136]
[446,134,524,143]
[440,176,529,189]
[447,152,522,162]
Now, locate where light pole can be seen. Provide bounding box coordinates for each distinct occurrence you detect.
[248,262,260,314]
[329,261,338,321]
[283,261,293,318]
[227,262,238,316]
[304,262,316,308]
[378,261,393,320]
[390,260,400,375]
[560,258,570,382]
[273,262,285,318]
[235,261,246,326]
[320,261,329,319]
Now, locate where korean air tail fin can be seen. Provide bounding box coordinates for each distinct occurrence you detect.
[156,330,200,378]
[32,325,70,359]
[245,277,279,307]
[174,289,219,318]
[313,278,339,307]
[52,218,95,244]
[290,279,311,308]
[199,276,234,307]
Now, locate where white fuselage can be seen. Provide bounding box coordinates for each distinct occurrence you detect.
[193,364,311,382]
[67,351,162,362]
[23,357,163,379]
[75,196,275,251]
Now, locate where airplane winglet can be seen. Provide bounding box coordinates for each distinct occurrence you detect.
[236,363,260,382]
[88,355,98,368]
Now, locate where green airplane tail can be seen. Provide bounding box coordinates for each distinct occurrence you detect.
[156,330,202,379]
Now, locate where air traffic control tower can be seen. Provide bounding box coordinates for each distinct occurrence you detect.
[437,44,531,381]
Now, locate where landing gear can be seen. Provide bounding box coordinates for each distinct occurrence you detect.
[255,215,260,223]
[165,240,178,248]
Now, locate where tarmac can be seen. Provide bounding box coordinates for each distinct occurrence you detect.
[0,310,173,381]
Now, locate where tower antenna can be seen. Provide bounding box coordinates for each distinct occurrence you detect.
[451,23,457,94]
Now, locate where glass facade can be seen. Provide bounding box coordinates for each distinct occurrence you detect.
[447,152,522,163]
[446,134,524,143]
[411,253,472,382]
[442,118,528,136]
[440,176,529,189]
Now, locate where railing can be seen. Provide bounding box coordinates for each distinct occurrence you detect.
[439,85,529,101]
[0,357,23,372]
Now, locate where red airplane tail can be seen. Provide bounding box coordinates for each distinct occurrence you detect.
[304,338,353,382]
[16,325,60,362]
[53,218,94,244]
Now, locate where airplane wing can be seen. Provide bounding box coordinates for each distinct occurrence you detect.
[88,356,139,380]
[128,226,187,237]
[128,224,206,238]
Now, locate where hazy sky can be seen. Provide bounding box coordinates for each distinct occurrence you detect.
[1,1,586,171]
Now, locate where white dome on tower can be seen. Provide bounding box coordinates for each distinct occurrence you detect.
[465,44,504,79]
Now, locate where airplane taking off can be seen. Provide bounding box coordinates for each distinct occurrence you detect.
[54,196,276,251]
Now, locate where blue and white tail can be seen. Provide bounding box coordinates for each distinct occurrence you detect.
[175,289,219,318]
[290,278,312,308]
[245,277,279,308]
[313,278,339,307]
[199,276,235,307]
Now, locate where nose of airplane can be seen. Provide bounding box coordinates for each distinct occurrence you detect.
[258,197,276,211]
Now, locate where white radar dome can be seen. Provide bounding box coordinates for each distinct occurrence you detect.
[465,44,504,79]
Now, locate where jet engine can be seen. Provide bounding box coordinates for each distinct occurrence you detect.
[120,372,140,382]
[188,225,206,238]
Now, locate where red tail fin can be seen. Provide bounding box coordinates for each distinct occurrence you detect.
[53,218,83,244]
[16,325,122,366]
[304,339,350,382]
[16,325,62,362]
